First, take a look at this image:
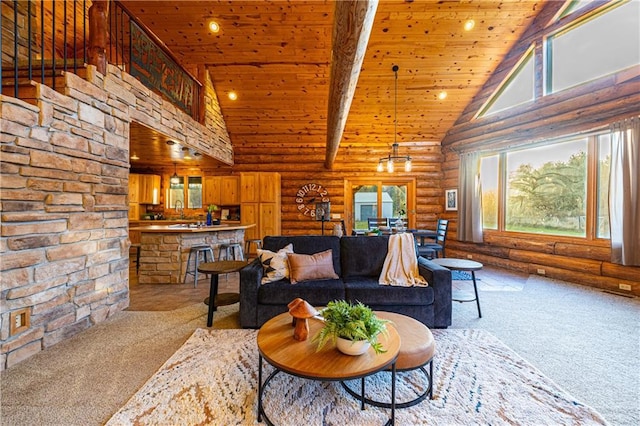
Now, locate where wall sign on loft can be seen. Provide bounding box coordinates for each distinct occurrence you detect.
[296,183,330,217]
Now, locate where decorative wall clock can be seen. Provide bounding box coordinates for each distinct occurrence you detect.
[295,183,330,217]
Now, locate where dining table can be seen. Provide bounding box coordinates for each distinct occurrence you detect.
[410,229,437,246]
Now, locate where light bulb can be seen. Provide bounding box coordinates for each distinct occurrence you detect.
[404,158,412,172]
[377,162,384,172]
[387,159,394,173]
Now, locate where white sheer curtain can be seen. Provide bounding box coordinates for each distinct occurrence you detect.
[458,152,483,243]
[609,117,640,266]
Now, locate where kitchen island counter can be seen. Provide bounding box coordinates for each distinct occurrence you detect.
[131,224,255,284]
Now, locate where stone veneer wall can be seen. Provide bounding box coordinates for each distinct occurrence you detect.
[0,64,233,370]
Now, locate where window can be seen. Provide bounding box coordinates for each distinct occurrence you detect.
[479,48,535,117]
[480,155,499,229]
[168,177,185,210]
[481,133,609,239]
[478,0,639,117]
[547,1,640,93]
[187,176,202,209]
[345,178,415,233]
[596,134,611,238]
[505,140,587,236]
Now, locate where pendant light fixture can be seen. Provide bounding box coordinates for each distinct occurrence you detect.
[170,162,180,185]
[377,65,412,173]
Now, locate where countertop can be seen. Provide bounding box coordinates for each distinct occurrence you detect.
[129,223,255,233]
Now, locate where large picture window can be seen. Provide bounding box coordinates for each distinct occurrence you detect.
[481,133,609,239]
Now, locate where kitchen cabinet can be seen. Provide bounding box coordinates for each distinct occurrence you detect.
[204,175,240,206]
[240,172,281,242]
[204,176,221,206]
[139,174,161,205]
[129,174,140,203]
[240,172,260,203]
[129,174,140,220]
[221,176,240,205]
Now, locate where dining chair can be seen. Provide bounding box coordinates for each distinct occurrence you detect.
[418,219,449,259]
[367,217,388,230]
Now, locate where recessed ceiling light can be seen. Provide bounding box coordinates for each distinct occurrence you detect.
[228,91,238,101]
[438,91,448,100]
[209,21,220,33]
[464,20,475,31]
[166,140,175,146]
[130,153,139,160]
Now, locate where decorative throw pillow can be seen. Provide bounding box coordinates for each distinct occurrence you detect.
[287,249,339,284]
[258,243,294,284]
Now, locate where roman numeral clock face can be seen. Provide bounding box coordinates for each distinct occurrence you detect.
[295,183,329,217]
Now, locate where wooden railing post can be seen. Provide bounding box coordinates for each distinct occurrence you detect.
[88,0,109,75]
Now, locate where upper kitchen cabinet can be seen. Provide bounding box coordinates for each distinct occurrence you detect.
[204,176,221,206]
[139,174,161,205]
[205,175,240,206]
[240,172,260,203]
[221,176,240,205]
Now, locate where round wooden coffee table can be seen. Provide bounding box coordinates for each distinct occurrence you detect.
[431,258,483,318]
[197,260,248,327]
[257,311,401,425]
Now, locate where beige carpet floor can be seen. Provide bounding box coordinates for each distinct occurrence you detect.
[106,328,608,425]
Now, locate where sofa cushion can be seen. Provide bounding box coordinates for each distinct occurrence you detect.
[257,278,345,305]
[287,249,339,284]
[340,236,389,278]
[257,243,294,284]
[263,236,342,276]
[344,277,435,306]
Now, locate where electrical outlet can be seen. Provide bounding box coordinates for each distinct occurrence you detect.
[537,268,546,275]
[619,283,632,291]
[466,254,473,259]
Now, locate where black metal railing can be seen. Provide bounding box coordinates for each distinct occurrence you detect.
[1,0,201,121]
[1,0,89,94]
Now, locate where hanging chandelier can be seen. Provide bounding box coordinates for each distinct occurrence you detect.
[377,65,412,173]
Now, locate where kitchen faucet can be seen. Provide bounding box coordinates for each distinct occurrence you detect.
[175,200,184,219]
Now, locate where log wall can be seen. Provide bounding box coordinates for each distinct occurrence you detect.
[439,1,640,296]
[229,141,446,236]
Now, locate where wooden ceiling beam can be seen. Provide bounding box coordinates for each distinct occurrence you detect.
[324,0,378,170]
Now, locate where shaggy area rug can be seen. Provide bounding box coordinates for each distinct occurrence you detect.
[107,328,608,426]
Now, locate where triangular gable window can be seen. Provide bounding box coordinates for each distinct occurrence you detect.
[557,0,592,19]
[478,47,534,118]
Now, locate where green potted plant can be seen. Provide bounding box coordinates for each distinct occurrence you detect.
[313,300,389,355]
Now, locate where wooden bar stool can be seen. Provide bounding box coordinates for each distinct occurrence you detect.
[183,245,215,287]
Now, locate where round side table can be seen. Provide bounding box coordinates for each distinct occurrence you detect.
[431,258,483,318]
[198,260,248,327]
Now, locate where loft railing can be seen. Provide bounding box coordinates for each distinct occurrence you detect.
[1,0,201,121]
[110,1,202,120]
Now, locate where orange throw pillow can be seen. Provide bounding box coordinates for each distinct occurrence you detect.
[287,249,339,284]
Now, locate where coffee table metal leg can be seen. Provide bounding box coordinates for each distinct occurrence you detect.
[207,273,219,327]
[258,354,263,422]
[391,361,396,426]
[471,271,482,318]
[360,376,365,410]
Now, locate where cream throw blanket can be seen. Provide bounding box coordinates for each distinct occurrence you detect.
[379,233,428,286]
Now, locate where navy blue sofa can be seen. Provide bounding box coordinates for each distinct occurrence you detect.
[239,235,452,329]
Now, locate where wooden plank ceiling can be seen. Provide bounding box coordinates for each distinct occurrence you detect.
[123,0,544,170]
